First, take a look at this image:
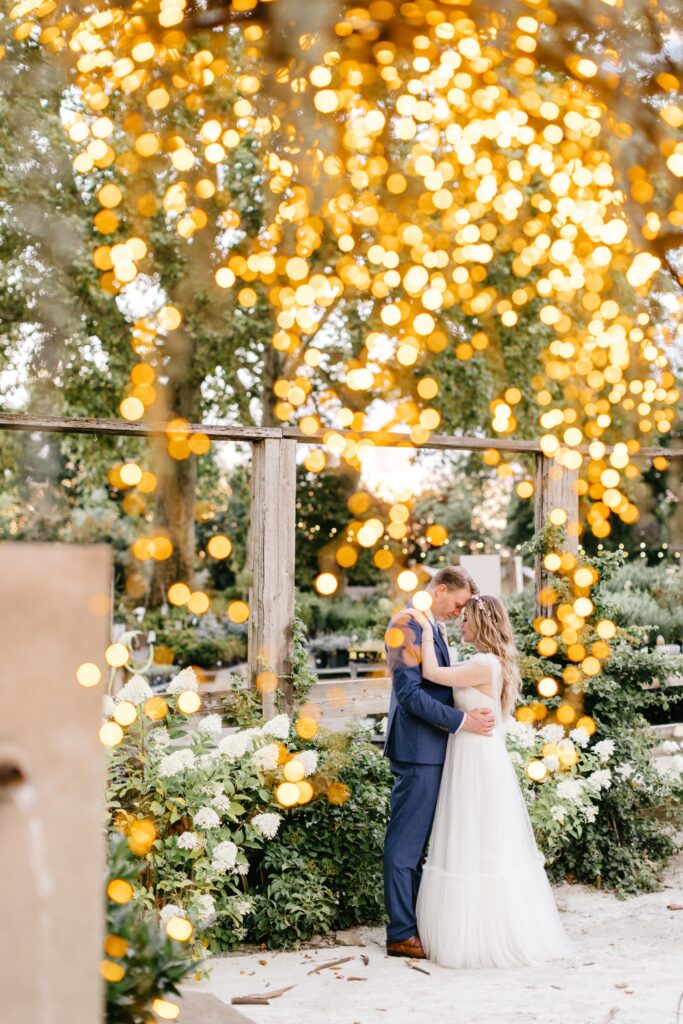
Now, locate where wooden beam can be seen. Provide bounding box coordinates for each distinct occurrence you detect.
[534,453,579,614]
[0,412,281,443]
[1,411,681,459]
[247,437,297,718]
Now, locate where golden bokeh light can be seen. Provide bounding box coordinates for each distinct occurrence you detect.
[165,916,193,942]
[76,662,102,688]
[176,690,201,715]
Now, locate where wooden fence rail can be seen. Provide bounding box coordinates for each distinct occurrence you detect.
[0,410,680,715]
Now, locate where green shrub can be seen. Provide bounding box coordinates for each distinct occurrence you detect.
[105,837,196,1024]
[506,548,683,894]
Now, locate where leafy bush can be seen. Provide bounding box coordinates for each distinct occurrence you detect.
[105,837,196,1024]
[506,549,683,894]
[105,666,391,953]
[247,731,391,945]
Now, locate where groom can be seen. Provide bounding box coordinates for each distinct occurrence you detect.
[383,566,495,958]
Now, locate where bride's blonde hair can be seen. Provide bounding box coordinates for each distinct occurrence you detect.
[464,595,521,715]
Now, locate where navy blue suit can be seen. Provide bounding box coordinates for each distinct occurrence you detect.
[383,609,465,942]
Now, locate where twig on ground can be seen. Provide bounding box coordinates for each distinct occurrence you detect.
[404,961,431,976]
[231,984,295,1005]
[308,955,355,975]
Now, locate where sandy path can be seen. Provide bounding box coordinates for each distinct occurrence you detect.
[187,851,683,1024]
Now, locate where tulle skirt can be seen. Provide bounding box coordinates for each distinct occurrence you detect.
[416,726,573,969]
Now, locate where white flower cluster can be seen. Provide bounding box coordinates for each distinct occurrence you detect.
[539,724,565,744]
[159,903,185,928]
[506,719,536,749]
[197,714,223,737]
[177,831,202,851]
[556,778,585,803]
[195,893,216,925]
[117,674,153,704]
[551,805,566,823]
[252,742,280,772]
[593,739,615,762]
[543,755,560,773]
[211,840,238,873]
[150,728,171,749]
[569,727,591,748]
[167,667,199,695]
[158,749,196,778]
[294,750,318,777]
[218,729,257,761]
[251,812,282,839]
[193,806,221,830]
[260,714,291,740]
[586,769,613,792]
[102,695,116,720]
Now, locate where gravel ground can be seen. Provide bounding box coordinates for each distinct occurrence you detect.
[186,850,683,1024]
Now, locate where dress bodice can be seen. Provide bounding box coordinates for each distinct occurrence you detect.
[451,652,503,724]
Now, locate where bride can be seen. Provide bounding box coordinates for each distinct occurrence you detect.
[411,594,572,969]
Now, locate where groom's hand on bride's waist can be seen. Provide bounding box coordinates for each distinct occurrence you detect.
[461,709,495,736]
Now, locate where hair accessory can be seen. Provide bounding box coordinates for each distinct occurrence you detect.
[474,595,491,617]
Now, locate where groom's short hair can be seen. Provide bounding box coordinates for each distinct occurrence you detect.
[429,566,479,595]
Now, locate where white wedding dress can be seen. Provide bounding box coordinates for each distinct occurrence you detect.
[416,652,573,968]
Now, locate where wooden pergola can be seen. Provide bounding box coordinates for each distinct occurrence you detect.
[1,410,680,715]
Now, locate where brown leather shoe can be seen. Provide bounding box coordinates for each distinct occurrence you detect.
[386,935,426,959]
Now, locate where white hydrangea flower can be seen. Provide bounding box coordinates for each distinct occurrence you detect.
[587,769,612,792]
[616,762,635,779]
[198,714,223,737]
[167,667,199,695]
[211,840,238,872]
[150,728,171,748]
[231,895,254,917]
[196,894,216,925]
[569,727,590,748]
[177,831,202,851]
[160,903,184,928]
[295,750,318,777]
[158,749,196,778]
[260,714,291,740]
[193,807,221,830]
[218,730,255,761]
[117,674,153,704]
[252,812,282,839]
[584,805,598,823]
[593,739,615,762]
[551,805,566,823]
[252,742,280,772]
[543,755,560,773]
[508,751,523,765]
[212,793,232,814]
[557,739,576,756]
[556,778,584,802]
[102,695,116,720]
[506,720,536,749]
[234,861,249,876]
[539,724,565,744]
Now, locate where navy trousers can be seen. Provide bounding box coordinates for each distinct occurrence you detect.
[383,759,444,942]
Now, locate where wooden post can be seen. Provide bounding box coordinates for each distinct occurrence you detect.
[248,437,297,718]
[0,543,111,1024]
[534,454,579,613]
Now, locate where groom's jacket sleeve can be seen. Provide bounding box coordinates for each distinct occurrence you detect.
[386,614,465,734]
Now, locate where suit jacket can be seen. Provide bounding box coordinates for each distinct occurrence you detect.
[383,606,465,765]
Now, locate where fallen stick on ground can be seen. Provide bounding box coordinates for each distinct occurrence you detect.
[405,961,430,976]
[231,984,295,1005]
[308,956,355,975]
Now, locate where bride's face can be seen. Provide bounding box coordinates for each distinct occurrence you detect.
[460,608,476,644]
